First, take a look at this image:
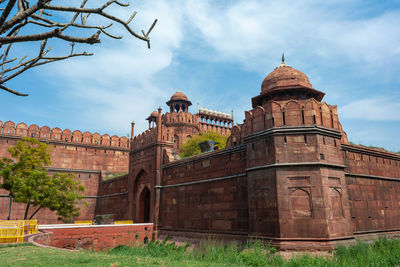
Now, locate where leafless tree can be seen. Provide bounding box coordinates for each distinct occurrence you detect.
[0,0,157,96]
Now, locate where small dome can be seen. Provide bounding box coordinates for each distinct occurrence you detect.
[261,64,312,93]
[170,91,188,102]
[146,110,159,121]
[166,91,192,107]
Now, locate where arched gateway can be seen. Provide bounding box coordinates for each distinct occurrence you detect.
[138,187,150,223]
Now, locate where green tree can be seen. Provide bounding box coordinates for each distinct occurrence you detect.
[180,131,229,158]
[0,137,85,221]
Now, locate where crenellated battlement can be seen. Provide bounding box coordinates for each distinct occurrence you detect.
[162,112,199,126]
[0,120,129,149]
[131,127,157,150]
[226,98,348,148]
[226,124,244,147]
[242,98,345,138]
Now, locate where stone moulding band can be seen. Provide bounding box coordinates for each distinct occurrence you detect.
[345,173,400,181]
[246,162,347,172]
[248,235,355,242]
[354,228,400,235]
[0,134,129,152]
[47,167,101,174]
[95,191,129,199]
[155,173,246,189]
[159,228,248,236]
[244,125,342,142]
[158,162,347,189]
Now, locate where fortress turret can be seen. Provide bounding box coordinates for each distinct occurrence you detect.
[146,111,159,129]
[166,91,192,113]
[240,56,353,248]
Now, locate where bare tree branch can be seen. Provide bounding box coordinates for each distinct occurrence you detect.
[1,39,47,84]
[0,0,157,96]
[0,28,101,44]
[0,83,28,96]
[0,0,17,28]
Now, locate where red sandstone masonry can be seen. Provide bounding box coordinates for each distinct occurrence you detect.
[342,144,400,234]
[38,224,153,251]
[160,149,248,234]
[95,175,130,220]
[0,121,129,223]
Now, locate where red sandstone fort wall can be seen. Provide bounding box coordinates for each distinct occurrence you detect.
[95,175,129,221]
[160,148,248,236]
[343,144,400,234]
[38,224,153,251]
[0,170,100,223]
[0,120,129,223]
[0,120,129,148]
[0,121,129,173]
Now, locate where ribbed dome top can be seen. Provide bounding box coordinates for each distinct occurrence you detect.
[261,63,312,93]
[251,57,325,108]
[150,111,158,117]
[170,91,188,102]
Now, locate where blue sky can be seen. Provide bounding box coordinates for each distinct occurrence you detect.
[1,0,400,151]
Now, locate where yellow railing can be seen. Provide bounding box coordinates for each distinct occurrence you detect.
[25,220,38,234]
[114,220,134,224]
[0,221,24,243]
[0,220,38,235]
[74,220,93,225]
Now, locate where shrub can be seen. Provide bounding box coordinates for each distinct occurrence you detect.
[180,131,229,158]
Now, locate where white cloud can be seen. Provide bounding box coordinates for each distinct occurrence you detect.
[45,0,185,134]
[185,0,400,75]
[339,97,400,121]
[36,0,400,137]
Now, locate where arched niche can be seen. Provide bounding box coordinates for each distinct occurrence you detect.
[289,187,312,218]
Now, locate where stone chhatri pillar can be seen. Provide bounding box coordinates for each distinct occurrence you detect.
[130,121,135,142]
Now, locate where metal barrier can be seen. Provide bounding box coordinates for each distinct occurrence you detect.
[25,220,38,234]
[0,221,24,243]
[114,220,134,224]
[0,220,38,235]
[74,220,93,225]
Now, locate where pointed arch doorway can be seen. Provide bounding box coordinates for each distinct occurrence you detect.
[138,186,151,223]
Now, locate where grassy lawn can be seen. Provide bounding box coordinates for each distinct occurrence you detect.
[2,238,400,267]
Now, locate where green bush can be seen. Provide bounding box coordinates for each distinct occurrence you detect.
[180,131,229,158]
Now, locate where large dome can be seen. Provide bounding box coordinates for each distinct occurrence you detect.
[251,57,325,108]
[169,91,189,102]
[261,62,312,93]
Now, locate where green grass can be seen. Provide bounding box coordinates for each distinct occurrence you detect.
[2,238,400,266]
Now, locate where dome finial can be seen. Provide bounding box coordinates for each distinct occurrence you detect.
[278,53,288,68]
